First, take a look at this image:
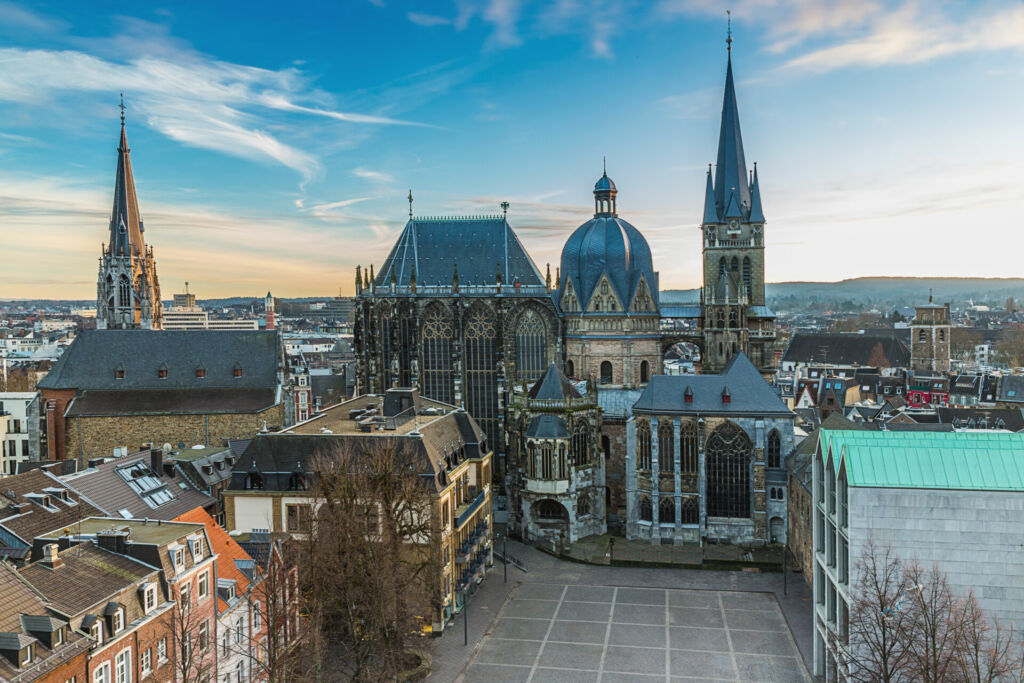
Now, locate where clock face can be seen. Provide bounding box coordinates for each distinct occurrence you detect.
[728,220,740,230]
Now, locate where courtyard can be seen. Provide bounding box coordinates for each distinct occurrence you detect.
[460,582,810,682]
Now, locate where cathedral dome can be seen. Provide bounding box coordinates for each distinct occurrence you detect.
[559,173,658,313]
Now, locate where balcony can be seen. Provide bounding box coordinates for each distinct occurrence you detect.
[455,490,488,528]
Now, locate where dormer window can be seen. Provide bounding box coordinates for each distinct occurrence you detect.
[20,643,33,666]
[114,366,125,380]
[233,363,243,378]
[53,626,63,646]
[91,621,103,645]
[112,607,125,633]
[158,363,168,379]
[143,584,157,613]
[191,537,204,561]
[245,472,263,490]
[196,366,206,378]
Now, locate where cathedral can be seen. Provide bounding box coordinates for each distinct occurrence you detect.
[355,41,789,548]
[96,109,163,330]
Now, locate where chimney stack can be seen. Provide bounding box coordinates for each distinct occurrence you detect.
[96,529,130,555]
[42,543,63,569]
[150,448,163,476]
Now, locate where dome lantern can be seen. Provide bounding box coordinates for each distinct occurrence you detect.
[593,161,617,217]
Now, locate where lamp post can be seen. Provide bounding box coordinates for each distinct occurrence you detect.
[503,534,507,584]
[462,586,468,646]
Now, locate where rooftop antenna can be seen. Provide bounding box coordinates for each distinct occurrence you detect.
[119,92,126,125]
[726,10,733,53]
[185,281,189,295]
[408,189,414,219]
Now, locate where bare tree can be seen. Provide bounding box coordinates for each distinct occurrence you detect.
[902,562,964,683]
[159,597,216,683]
[848,540,914,683]
[296,440,439,681]
[954,591,1022,683]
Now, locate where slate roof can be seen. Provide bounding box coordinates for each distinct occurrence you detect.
[936,407,1024,431]
[525,415,570,439]
[783,332,910,368]
[62,452,216,520]
[0,469,103,546]
[597,388,643,420]
[821,429,1024,490]
[632,352,792,417]
[107,122,146,258]
[375,216,546,289]
[661,304,702,319]
[998,375,1024,404]
[38,329,280,391]
[529,363,581,400]
[20,543,155,616]
[66,388,278,416]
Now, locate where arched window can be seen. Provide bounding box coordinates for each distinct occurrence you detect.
[681,497,698,524]
[717,310,725,328]
[658,422,673,474]
[938,329,945,342]
[601,434,610,459]
[769,488,777,500]
[244,472,263,490]
[288,472,306,491]
[706,422,752,518]
[118,275,131,308]
[767,430,781,468]
[422,305,455,406]
[639,497,652,522]
[566,359,575,377]
[640,360,650,383]
[465,305,500,450]
[681,422,697,474]
[572,422,590,466]
[659,498,675,524]
[600,361,613,384]
[515,309,547,381]
[743,257,751,298]
[593,298,602,312]
[731,256,739,274]
[636,420,652,470]
[718,257,727,278]
[729,308,737,328]
[578,498,590,516]
[919,329,926,342]
[541,444,553,479]
[536,500,566,521]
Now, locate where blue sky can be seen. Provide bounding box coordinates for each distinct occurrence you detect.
[1,0,1023,298]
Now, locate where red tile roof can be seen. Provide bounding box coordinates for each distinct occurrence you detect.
[173,507,254,611]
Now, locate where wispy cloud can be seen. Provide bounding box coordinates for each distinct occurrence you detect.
[308,196,377,218]
[353,167,396,183]
[407,12,451,27]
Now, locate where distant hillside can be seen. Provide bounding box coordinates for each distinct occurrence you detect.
[662,277,1024,311]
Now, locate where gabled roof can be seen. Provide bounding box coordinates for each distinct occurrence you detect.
[783,332,909,368]
[632,352,791,417]
[173,508,254,611]
[528,363,581,400]
[38,329,280,391]
[375,216,545,289]
[820,429,1024,490]
[0,469,103,546]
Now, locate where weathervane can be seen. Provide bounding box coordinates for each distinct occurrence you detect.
[501,201,509,218]
[119,92,126,125]
[726,10,733,53]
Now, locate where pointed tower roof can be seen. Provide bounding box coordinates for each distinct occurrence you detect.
[108,117,146,258]
[748,163,765,223]
[702,165,718,224]
[713,52,749,221]
[529,362,582,400]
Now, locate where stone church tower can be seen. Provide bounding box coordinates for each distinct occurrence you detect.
[96,110,162,330]
[911,293,951,373]
[699,44,774,373]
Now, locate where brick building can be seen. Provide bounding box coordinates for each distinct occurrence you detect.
[37,329,284,465]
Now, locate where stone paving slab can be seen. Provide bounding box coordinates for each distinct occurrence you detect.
[457,581,811,683]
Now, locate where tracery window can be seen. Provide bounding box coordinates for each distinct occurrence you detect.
[706,422,752,518]
[118,275,131,308]
[767,430,781,468]
[515,309,547,381]
[743,257,752,299]
[729,308,738,328]
[658,422,673,474]
[731,256,739,274]
[464,305,500,450]
[681,421,697,474]
[397,309,413,387]
[639,497,652,522]
[718,257,727,279]
[572,422,590,466]
[681,497,698,524]
[421,306,455,405]
[536,499,566,521]
[659,497,675,524]
[541,444,553,479]
[717,310,725,328]
[578,498,590,516]
[636,420,652,470]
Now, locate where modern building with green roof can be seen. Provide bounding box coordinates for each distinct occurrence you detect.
[812,429,1024,682]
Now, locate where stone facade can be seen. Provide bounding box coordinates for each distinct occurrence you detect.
[64,404,283,466]
[910,299,951,373]
[787,466,814,586]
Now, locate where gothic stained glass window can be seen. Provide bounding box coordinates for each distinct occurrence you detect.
[706,422,752,519]
[639,497,652,522]
[767,430,781,468]
[464,305,500,451]
[718,257,727,279]
[743,257,752,299]
[541,444,553,479]
[572,422,590,466]
[397,310,413,387]
[659,497,675,524]
[640,360,650,383]
[515,309,547,381]
[681,422,697,475]
[421,306,455,405]
[377,310,392,392]
[681,497,698,524]
[118,275,131,308]
[731,256,739,275]
[658,422,673,474]
[636,420,652,470]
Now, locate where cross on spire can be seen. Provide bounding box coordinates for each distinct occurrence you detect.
[726,10,733,53]
[119,92,126,125]
[408,189,413,219]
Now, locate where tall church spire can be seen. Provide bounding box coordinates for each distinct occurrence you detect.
[108,98,146,259]
[713,41,749,221]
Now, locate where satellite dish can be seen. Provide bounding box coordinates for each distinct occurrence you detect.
[162,443,173,452]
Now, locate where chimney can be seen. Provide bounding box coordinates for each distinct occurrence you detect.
[96,530,130,555]
[42,543,63,569]
[150,448,163,475]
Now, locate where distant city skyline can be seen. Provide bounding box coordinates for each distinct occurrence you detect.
[1,1,1023,299]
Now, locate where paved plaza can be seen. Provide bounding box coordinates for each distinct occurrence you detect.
[459,581,810,682]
